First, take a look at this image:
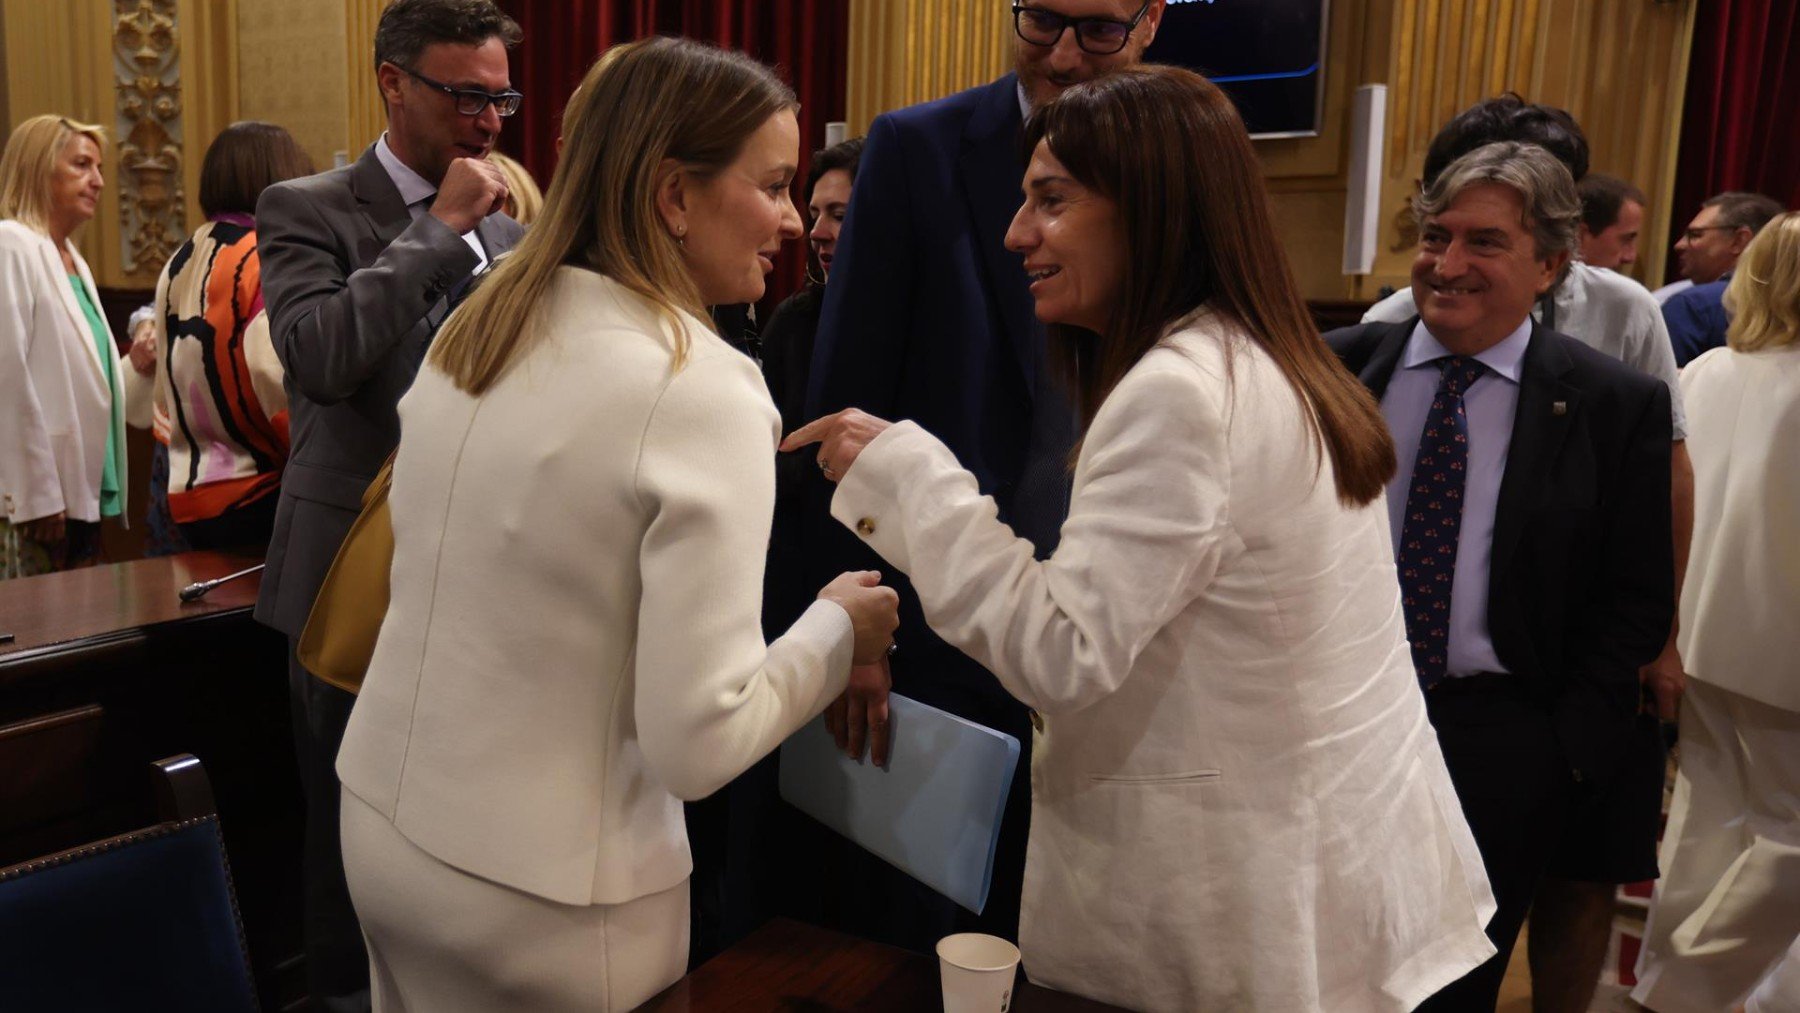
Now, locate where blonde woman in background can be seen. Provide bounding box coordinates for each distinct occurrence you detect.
[489,150,542,225]
[1634,213,1800,1013]
[333,38,898,1011]
[0,115,150,577]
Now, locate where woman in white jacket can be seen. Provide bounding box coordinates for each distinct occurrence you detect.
[790,66,1496,1012]
[1632,213,1800,1013]
[333,39,898,1012]
[0,115,148,577]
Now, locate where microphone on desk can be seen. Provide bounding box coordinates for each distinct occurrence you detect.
[178,564,266,603]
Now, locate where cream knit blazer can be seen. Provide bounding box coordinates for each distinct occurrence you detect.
[337,267,854,906]
[1677,344,1800,714]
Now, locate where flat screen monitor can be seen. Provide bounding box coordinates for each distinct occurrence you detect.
[1143,0,1330,138]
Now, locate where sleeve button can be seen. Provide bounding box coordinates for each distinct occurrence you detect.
[856,517,877,537]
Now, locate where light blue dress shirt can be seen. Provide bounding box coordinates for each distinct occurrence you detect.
[1381,318,1532,678]
[374,134,488,271]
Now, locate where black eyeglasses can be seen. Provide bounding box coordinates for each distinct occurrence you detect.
[1013,2,1151,56]
[1680,225,1740,243]
[394,64,523,117]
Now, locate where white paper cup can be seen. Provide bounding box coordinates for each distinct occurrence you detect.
[936,933,1021,1013]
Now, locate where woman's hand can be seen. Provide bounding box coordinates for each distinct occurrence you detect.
[16,511,66,544]
[824,655,893,767]
[780,409,894,483]
[127,324,157,377]
[818,570,899,665]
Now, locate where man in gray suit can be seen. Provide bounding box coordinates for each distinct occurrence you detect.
[252,1,524,1006]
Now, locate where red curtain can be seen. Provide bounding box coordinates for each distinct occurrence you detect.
[1664,0,1800,281]
[495,0,850,309]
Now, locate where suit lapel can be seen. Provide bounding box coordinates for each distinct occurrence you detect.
[350,146,453,326]
[349,146,417,264]
[1490,320,1579,584]
[958,74,1038,395]
[473,214,513,262]
[40,236,106,385]
[1356,319,1414,399]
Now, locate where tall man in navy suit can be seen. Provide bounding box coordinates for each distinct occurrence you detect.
[797,0,1165,948]
[1327,142,1673,1011]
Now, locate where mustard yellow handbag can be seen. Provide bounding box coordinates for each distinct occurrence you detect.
[296,454,394,695]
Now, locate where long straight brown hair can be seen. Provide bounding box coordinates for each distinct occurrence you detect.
[429,38,797,395]
[1027,66,1394,506]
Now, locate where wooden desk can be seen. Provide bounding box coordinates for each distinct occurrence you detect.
[0,553,303,1010]
[0,552,263,663]
[640,918,1125,1012]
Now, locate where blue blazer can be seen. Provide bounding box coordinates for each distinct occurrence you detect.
[797,74,1074,709]
[1662,277,1729,367]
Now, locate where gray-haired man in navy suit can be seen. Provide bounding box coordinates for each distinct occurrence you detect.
[1327,142,1672,1011]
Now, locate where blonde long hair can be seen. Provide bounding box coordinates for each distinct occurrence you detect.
[1725,212,1800,353]
[0,115,106,235]
[487,151,542,226]
[429,38,797,395]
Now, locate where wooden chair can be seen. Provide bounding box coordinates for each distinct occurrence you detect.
[0,754,258,1012]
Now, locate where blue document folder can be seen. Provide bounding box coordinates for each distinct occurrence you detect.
[778,693,1021,915]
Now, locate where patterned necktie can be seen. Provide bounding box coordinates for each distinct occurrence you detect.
[1397,356,1487,688]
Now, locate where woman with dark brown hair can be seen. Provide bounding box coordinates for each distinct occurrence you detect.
[134,121,313,549]
[789,65,1495,1011]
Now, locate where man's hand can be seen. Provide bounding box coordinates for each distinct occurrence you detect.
[1640,641,1687,721]
[429,157,509,235]
[824,654,893,768]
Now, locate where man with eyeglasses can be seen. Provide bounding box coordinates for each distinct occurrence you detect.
[796,0,1163,954]
[1662,191,1786,365]
[252,1,526,1008]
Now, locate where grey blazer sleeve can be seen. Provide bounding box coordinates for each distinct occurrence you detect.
[256,182,479,405]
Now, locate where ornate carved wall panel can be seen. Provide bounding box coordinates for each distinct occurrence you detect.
[113,0,183,277]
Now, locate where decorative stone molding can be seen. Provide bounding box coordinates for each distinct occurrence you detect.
[113,0,183,276]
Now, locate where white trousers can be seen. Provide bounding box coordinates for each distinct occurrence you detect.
[1632,679,1800,1012]
[340,790,690,1013]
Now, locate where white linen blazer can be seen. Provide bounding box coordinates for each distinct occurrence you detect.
[0,220,136,524]
[336,267,854,906]
[832,312,1497,1012]
[1677,345,1800,713]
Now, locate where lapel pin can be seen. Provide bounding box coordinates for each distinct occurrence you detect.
[1552,401,1567,416]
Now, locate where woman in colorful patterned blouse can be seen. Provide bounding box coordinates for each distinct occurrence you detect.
[141,121,313,550]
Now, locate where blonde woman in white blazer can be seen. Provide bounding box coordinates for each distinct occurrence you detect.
[792,67,1495,1012]
[0,115,150,577]
[1633,214,1800,1013]
[333,39,898,1013]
